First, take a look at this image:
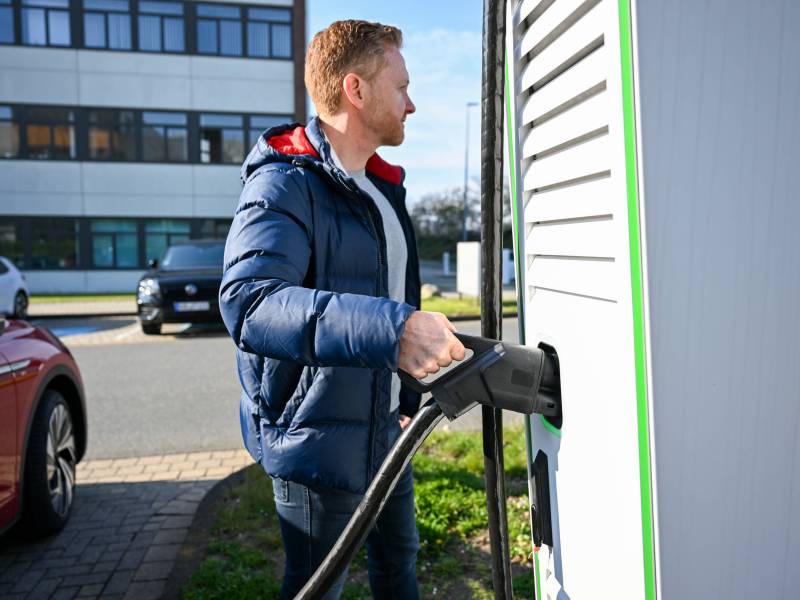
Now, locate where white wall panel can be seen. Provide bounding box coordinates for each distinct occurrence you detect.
[519,1,604,92]
[81,164,193,195]
[527,256,617,301]
[522,132,609,191]
[521,90,608,158]
[636,0,800,597]
[520,45,607,126]
[191,77,293,113]
[526,217,615,258]
[523,175,614,222]
[0,162,82,192]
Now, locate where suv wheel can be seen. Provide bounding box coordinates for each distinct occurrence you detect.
[141,323,162,335]
[13,291,28,319]
[22,389,77,537]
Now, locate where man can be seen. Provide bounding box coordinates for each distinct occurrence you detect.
[219,19,466,599]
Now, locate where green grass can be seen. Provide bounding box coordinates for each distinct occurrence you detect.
[181,428,535,599]
[421,296,518,318]
[29,293,135,304]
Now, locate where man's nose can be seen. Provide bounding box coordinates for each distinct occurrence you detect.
[406,98,416,114]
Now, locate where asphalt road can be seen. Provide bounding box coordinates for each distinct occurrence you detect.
[37,315,521,460]
[68,326,243,460]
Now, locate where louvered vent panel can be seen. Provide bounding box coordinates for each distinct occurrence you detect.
[512,0,615,303]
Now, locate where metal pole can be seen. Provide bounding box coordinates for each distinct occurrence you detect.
[480,0,512,598]
[462,101,478,242]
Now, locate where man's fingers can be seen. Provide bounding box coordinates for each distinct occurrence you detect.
[450,338,466,361]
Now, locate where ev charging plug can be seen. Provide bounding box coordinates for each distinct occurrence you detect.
[294,333,561,600]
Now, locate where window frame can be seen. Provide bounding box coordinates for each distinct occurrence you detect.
[0,0,16,45]
[1,0,293,59]
[87,107,138,161]
[245,5,291,59]
[199,112,245,165]
[0,103,293,162]
[24,104,77,160]
[0,216,236,270]
[0,104,20,158]
[89,218,139,268]
[136,0,184,53]
[195,2,242,57]
[81,0,133,51]
[17,0,72,47]
[140,109,189,163]
[27,217,82,270]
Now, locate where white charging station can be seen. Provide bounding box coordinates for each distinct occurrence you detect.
[504,1,800,598]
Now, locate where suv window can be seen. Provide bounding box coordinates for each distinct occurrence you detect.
[161,243,224,270]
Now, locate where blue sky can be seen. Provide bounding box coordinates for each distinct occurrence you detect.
[306,1,484,204]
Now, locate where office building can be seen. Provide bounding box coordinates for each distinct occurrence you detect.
[0,0,306,292]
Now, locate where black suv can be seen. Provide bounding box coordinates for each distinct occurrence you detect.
[136,239,225,335]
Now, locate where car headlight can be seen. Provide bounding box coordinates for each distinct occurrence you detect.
[138,278,161,299]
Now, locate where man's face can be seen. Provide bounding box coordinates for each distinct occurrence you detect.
[362,47,416,146]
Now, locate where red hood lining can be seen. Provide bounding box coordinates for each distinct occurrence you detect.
[266,125,403,186]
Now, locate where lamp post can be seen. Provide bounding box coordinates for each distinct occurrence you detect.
[461,101,479,241]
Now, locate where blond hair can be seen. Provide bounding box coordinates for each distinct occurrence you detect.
[305,20,403,117]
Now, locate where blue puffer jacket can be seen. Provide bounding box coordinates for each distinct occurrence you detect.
[219,117,422,494]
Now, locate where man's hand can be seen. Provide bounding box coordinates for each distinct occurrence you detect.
[398,311,466,379]
[399,415,411,430]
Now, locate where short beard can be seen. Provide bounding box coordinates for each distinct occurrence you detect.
[365,98,404,147]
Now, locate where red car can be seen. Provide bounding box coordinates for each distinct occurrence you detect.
[0,317,87,537]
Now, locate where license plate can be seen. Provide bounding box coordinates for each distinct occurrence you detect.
[174,301,210,312]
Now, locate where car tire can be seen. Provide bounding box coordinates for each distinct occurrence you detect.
[141,323,162,335]
[21,389,77,537]
[13,290,28,319]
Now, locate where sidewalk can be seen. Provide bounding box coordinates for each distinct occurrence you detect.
[0,449,253,600]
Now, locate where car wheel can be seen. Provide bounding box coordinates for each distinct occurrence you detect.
[141,322,162,335]
[13,290,28,319]
[22,389,77,537]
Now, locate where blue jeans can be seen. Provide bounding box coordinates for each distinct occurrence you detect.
[271,429,420,599]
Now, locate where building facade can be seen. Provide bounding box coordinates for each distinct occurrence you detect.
[0,0,305,293]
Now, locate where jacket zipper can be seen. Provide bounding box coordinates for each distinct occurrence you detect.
[340,177,388,489]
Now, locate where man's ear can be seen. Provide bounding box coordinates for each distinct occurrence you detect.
[342,73,366,110]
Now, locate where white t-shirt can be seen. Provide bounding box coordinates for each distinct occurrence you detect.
[328,143,408,413]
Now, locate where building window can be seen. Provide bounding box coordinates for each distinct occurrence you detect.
[200,113,244,164]
[0,0,14,44]
[196,3,241,56]
[88,109,136,160]
[248,115,285,147]
[198,218,231,239]
[145,219,189,263]
[0,221,24,268]
[246,7,291,58]
[30,218,80,269]
[91,219,138,267]
[142,111,187,161]
[138,0,183,52]
[83,0,132,49]
[21,0,71,46]
[26,106,76,159]
[0,106,19,158]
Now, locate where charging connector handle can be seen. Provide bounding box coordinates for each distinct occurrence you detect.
[399,333,560,420]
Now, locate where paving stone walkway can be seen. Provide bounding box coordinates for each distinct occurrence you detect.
[0,449,253,600]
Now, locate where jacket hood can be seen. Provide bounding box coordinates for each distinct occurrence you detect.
[241,116,405,187]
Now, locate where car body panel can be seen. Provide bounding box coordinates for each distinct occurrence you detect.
[0,319,86,535]
[0,257,28,316]
[137,241,224,326]
[0,348,18,526]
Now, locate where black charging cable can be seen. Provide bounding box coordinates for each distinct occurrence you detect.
[294,398,444,600]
